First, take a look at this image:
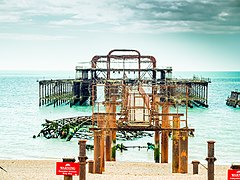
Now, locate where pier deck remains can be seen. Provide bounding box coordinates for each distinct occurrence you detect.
[39,49,210,108]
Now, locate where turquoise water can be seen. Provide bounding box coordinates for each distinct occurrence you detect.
[0,70,239,165]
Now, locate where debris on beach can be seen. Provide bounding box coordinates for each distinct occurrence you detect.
[35,116,153,142]
[36,116,92,141]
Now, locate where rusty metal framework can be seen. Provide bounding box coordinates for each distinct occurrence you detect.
[91,49,157,81]
[90,50,196,174]
[91,83,191,129]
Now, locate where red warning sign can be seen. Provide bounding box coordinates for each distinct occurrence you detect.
[56,162,79,176]
[228,169,240,180]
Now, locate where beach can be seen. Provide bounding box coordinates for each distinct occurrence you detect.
[0,160,229,180]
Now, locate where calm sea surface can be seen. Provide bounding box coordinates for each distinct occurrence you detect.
[0,70,239,165]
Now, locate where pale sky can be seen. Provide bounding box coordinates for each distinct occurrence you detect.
[0,0,240,71]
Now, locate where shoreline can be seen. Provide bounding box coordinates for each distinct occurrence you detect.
[0,160,229,180]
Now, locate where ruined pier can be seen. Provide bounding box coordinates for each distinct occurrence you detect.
[38,49,211,174]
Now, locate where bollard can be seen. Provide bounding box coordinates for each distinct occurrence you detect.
[88,160,95,173]
[78,140,88,180]
[62,158,76,180]
[206,140,217,180]
[192,160,200,174]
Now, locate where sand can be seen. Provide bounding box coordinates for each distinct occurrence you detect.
[0,160,229,180]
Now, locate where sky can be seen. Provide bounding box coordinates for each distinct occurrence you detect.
[0,0,240,71]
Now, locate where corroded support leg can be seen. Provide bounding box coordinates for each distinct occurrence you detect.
[101,130,105,172]
[179,131,188,173]
[161,130,168,163]
[172,116,180,173]
[161,105,169,163]
[94,130,103,174]
[111,130,116,161]
[154,130,160,163]
[154,95,160,163]
[105,130,112,161]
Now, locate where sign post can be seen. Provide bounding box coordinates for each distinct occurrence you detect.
[228,169,240,180]
[56,158,79,180]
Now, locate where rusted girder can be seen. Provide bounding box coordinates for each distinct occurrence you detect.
[90,127,195,132]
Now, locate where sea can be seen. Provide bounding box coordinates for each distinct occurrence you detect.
[0,70,239,165]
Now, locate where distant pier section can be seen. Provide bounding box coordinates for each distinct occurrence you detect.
[38,49,211,107]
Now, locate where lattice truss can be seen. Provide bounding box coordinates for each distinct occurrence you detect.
[91,82,190,131]
[91,49,156,81]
